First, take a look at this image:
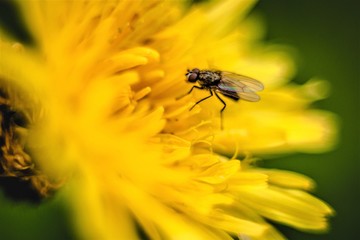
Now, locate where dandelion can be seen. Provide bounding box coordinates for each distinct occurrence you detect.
[0,0,337,239]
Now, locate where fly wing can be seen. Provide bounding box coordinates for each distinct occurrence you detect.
[218,72,264,102]
[221,72,264,91]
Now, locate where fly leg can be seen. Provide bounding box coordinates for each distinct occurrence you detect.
[214,91,226,130]
[189,90,213,111]
[176,86,204,100]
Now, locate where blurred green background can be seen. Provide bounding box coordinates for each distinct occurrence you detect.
[253,1,359,239]
[0,0,358,239]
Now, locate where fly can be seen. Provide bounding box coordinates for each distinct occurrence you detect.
[177,68,264,129]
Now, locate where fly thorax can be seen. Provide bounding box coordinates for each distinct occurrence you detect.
[199,71,221,86]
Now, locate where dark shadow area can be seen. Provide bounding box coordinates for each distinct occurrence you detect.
[0,0,34,45]
[0,177,42,204]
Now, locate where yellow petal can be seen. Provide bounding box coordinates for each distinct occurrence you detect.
[252,168,316,191]
[238,186,333,231]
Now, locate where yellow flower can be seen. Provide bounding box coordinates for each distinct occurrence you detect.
[0,0,337,239]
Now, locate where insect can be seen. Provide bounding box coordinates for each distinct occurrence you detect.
[178,68,264,129]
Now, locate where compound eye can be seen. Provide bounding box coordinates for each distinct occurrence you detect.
[187,72,198,82]
[192,68,200,74]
